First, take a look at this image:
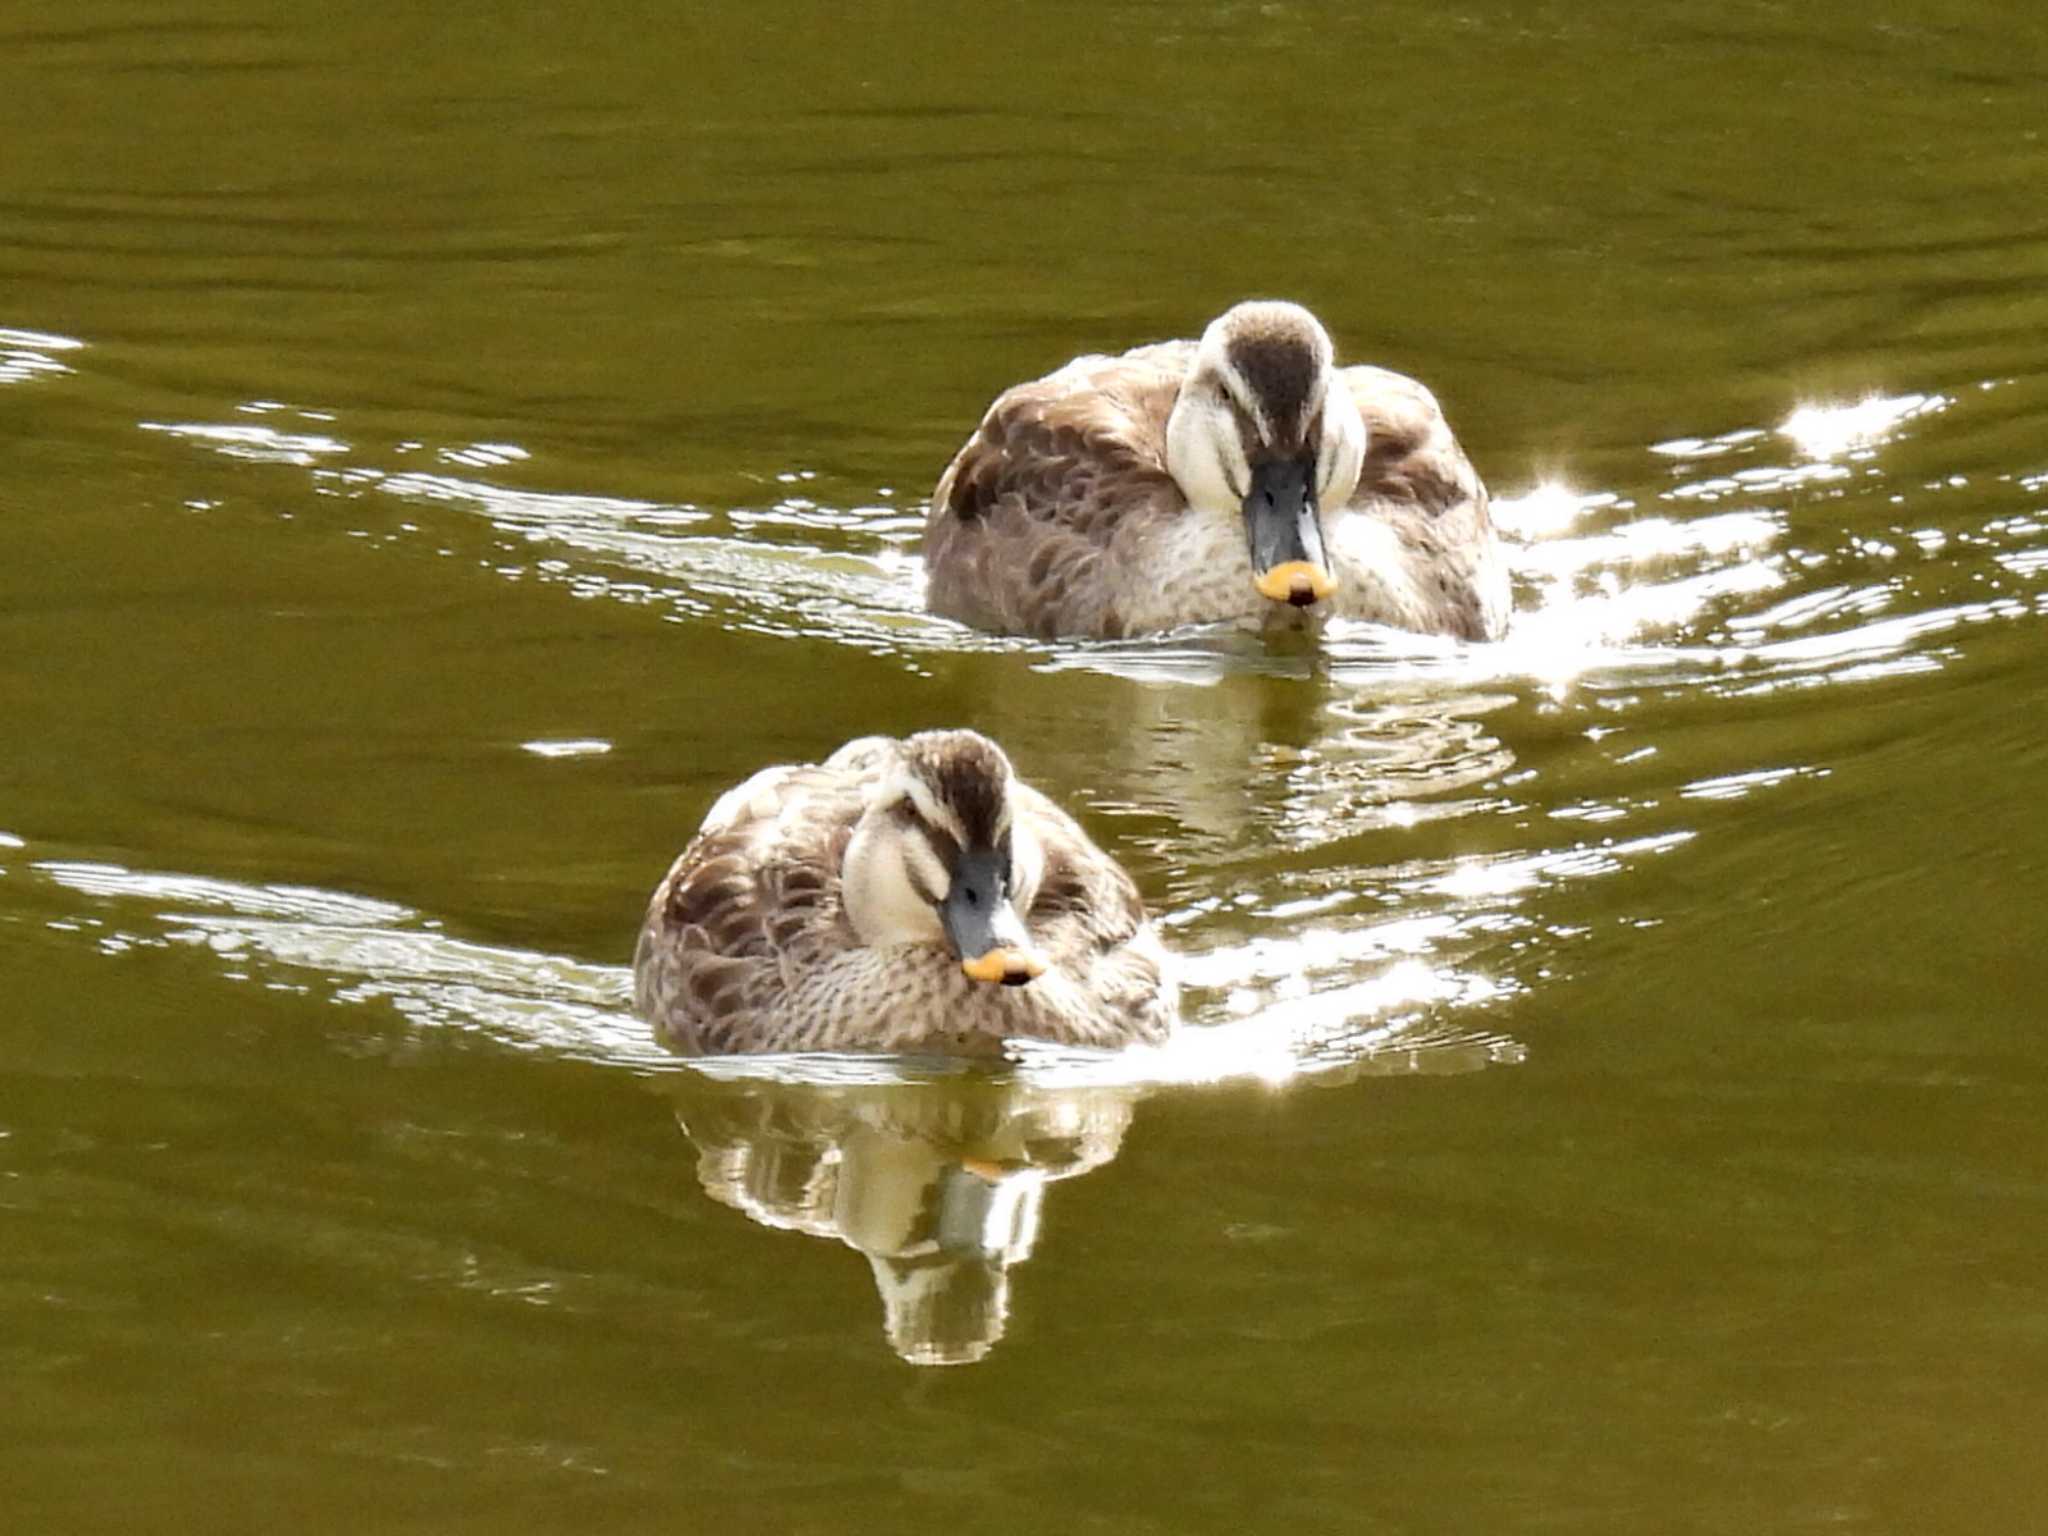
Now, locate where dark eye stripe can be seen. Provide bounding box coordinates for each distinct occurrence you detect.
[892,798,961,860]
[922,822,962,871]
[906,831,949,906]
[1229,399,1262,455]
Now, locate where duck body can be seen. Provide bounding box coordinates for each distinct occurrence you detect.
[633,731,1176,1056]
[923,302,1510,642]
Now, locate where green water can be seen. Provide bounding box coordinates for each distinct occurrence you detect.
[5,0,2047,1528]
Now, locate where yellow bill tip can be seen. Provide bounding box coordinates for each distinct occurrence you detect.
[1254,560,1338,606]
[960,947,1048,986]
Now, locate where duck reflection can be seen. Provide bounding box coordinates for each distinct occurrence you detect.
[665,1071,1135,1366]
[1024,643,1516,869]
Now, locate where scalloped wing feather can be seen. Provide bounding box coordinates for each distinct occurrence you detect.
[924,344,1193,639]
[632,755,1176,1054]
[924,339,1509,642]
[633,764,862,1053]
[1339,364,1510,641]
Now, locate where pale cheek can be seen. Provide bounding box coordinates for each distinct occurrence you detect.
[845,828,947,948]
[1317,413,1366,509]
[1196,444,1245,518]
[907,848,950,906]
[1168,399,1251,517]
[876,869,945,945]
[1010,838,1045,914]
[1221,441,1251,502]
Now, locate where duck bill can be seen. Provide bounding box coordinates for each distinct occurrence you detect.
[958,943,1047,986]
[942,848,1048,987]
[1243,456,1337,608]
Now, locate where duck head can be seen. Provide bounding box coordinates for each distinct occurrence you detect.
[842,731,1049,986]
[1163,300,1367,611]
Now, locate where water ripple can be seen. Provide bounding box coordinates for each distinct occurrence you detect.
[140,418,349,466]
[101,370,2047,1094]
[21,841,1523,1089]
[0,324,83,386]
[134,367,2040,708]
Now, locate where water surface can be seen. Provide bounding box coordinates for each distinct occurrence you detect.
[5,1,2047,1529]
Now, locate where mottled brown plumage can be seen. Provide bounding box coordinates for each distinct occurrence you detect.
[923,302,1510,641]
[633,732,1175,1055]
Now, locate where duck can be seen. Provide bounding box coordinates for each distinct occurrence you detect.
[923,299,1510,642]
[632,729,1176,1055]
[666,1073,1137,1364]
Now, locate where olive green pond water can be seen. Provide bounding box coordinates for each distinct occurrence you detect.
[5,1,2048,1529]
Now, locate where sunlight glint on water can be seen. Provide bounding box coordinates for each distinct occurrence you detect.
[22,841,1532,1088]
[50,371,2042,1095]
[0,0,2043,1505]
[123,367,2035,711]
[1780,392,1951,462]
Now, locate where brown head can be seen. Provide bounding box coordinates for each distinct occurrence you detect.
[842,731,1049,986]
[1162,301,1368,610]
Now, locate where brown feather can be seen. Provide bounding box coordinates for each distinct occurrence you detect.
[633,735,1175,1055]
[923,317,1510,641]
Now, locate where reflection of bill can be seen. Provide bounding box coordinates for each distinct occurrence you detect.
[668,1074,1135,1367]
